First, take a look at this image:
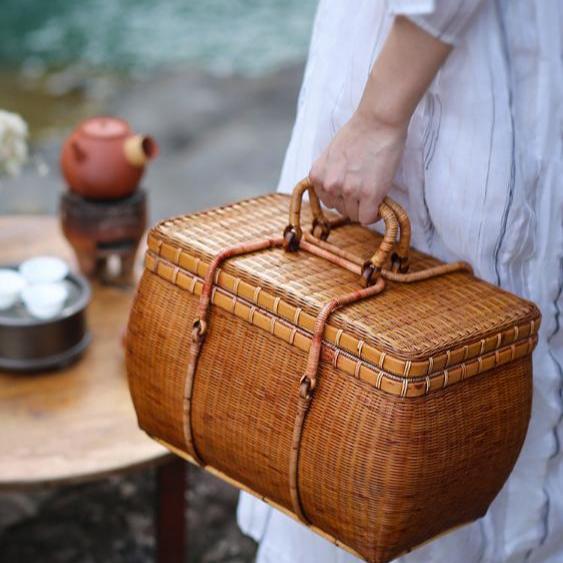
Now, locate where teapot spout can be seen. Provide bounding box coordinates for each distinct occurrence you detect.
[124,135,159,167]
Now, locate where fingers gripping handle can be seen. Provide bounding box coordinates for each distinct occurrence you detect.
[283,178,410,285]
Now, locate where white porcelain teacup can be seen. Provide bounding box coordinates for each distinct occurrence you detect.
[0,269,26,310]
[19,256,69,285]
[21,283,69,320]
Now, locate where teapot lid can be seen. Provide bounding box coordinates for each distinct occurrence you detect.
[80,117,130,139]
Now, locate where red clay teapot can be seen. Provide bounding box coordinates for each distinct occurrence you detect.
[60,116,158,200]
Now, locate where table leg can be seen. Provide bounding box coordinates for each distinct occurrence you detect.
[156,458,187,563]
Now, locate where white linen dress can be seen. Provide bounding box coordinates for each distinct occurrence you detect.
[238,1,563,561]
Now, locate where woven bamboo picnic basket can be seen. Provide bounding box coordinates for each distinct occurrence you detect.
[126,179,540,563]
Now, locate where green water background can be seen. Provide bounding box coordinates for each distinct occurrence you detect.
[0,0,317,136]
[0,0,317,75]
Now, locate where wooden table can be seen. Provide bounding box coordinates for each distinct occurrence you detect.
[0,216,186,563]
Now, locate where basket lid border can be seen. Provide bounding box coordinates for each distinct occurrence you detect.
[144,233,539,397]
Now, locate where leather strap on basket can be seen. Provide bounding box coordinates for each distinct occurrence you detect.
[290,277,386,524]
[184,237,285,466]
[288,264,472,525]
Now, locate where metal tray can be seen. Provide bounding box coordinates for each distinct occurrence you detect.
[0,265,91,372]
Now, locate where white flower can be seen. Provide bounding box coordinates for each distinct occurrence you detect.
[0,110,29,177]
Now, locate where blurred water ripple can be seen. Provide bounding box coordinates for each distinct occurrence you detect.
[0,0,317,76]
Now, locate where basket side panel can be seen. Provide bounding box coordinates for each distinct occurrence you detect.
[127,270,195,451]
[191,305,304,510]
[300,356,532,562]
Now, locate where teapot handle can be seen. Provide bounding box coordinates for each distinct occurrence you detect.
[71,141,87,162]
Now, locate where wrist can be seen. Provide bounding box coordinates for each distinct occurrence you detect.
[355,99,411,132]
[353,96,410,135]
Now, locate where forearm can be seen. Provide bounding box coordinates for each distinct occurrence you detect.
[310,16,454,224]
[357,16,452,128]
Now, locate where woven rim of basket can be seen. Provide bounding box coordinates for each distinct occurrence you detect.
[144,233,539,398]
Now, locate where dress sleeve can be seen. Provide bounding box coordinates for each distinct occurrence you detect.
[387,0,487,45]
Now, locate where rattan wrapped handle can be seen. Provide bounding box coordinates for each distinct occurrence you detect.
[283,178,411,286]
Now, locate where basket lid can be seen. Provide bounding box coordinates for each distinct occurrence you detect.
[147,194,540,393]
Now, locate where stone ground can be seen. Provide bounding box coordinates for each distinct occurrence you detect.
[0,468,257,563]
[0,63,304,562]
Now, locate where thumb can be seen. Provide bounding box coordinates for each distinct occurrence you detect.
[358,197,382,226]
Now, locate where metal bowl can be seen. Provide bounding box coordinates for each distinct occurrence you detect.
[0,265,91,372]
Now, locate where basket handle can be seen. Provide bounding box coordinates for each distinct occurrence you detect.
[283,178,411,286]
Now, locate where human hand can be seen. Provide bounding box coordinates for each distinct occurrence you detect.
[309,111,407,225]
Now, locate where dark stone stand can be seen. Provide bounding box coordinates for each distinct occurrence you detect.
[60,189,147,285]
